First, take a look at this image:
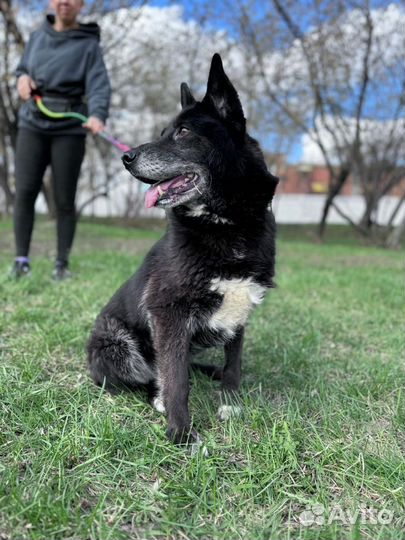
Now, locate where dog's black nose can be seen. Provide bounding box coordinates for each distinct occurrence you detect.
[122,149,136,166]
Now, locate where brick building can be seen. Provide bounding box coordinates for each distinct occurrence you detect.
[265,153,405,197]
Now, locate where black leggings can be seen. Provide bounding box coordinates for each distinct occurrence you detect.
[13,128,86,263]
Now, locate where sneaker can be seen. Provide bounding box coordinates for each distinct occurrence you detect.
[52,260,72,281]
[10,258,31,278]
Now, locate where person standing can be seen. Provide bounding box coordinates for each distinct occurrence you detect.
[12,0,111,279]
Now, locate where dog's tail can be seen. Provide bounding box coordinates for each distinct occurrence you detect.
[190,362,223,381]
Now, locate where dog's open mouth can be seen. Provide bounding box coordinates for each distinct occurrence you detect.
[143,173,203,208]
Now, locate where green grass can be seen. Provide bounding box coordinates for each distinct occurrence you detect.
[0,217,404,540]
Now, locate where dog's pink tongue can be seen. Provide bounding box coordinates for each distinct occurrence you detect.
[145,176,186,208]
[145,187,160,209]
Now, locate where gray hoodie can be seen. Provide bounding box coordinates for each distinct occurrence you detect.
[16,14,111,134]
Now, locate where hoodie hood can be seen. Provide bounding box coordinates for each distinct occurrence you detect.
[44,14,100,40]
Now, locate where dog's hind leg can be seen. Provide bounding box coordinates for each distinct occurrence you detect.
[87,316,155,391]
[218,326,244,420]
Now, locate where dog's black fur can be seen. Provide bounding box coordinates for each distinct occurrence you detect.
[87,54,278,444]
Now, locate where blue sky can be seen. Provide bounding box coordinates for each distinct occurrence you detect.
[149,0,403,32]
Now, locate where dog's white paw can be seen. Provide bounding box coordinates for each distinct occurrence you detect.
[152,396,166,414]
[217,404,242,420]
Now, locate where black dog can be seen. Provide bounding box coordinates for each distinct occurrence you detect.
[87,54,278,445]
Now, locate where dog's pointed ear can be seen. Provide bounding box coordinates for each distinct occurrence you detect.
[180,82,196,109]
[202,53,246,135]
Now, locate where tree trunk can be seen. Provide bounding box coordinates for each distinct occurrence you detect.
[386,192,405,229]
[0,129,14,213]
[0,170,14,213]
[318,167,350,237]
[385,214,405,249]
[358,193,376,231]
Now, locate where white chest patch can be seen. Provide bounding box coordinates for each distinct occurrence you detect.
[208,277,267,336]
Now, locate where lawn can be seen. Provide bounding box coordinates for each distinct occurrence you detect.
[0,217,404,540]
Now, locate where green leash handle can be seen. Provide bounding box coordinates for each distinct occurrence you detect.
[35,95,87,122]
[33,95,131,152]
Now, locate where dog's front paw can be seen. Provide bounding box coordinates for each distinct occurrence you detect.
[166,426,208,456]
[166,425,200,445]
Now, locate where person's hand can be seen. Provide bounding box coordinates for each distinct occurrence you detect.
[17,74,37,101]
[83,116,105,135]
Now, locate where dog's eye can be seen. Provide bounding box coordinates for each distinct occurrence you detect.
[175,127,190,139]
